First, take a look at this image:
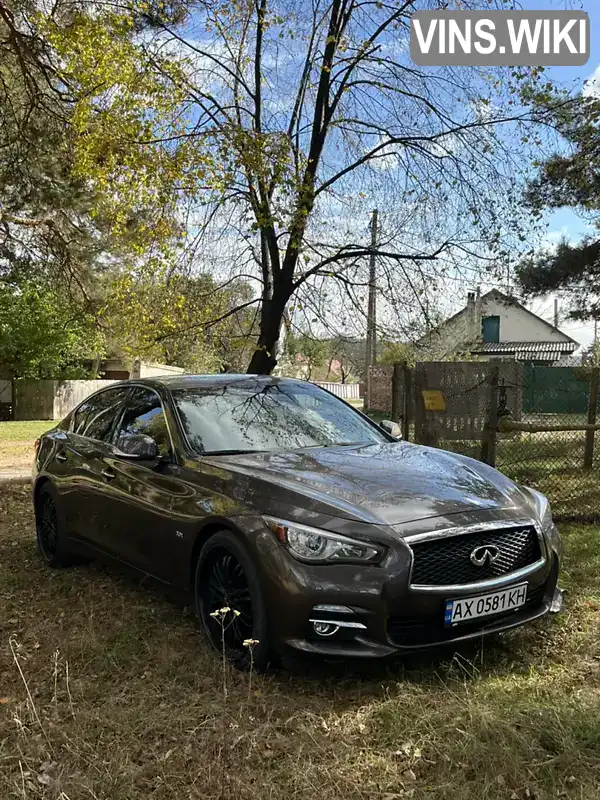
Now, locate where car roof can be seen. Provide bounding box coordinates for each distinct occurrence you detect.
[113,374,312,392]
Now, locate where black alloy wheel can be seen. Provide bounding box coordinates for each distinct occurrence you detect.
[38,490,59,560]
[195,531,272,669]
[202,548,254,654]
[35,485,72,568]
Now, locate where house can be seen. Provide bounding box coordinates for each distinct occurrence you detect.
[0,360,185,421]
[417,289,579,364]
[83,359,186,381]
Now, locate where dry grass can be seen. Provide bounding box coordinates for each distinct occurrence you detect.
[1,484,600,799]
[0,422,53,473]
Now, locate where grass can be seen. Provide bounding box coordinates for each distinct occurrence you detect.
[0,421,53,472]
[1,484,600,799]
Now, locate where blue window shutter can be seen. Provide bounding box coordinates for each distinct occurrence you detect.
[482,315,500,343]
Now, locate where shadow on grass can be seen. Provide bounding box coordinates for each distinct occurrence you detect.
[0,532,569,696]
[2,490,600,800]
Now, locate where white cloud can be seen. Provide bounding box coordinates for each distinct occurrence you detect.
[541,226,571,250]
[582,64,600,98]
[369,137,400,172]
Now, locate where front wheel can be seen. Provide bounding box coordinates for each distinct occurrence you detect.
[35,484,73,568]
[195,530,274,670]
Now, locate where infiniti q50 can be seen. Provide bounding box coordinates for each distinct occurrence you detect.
[32,375,562,668]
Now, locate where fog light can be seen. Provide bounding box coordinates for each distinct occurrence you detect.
[312,621,340,637]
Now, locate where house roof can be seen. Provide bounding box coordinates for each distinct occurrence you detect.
[471,341,578,358]
[482,289,579,346]
[420,289,579,348]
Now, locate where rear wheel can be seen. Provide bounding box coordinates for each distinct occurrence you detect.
[35,484,73,568]
[195,531,273,670]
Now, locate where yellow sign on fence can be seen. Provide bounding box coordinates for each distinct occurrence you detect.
[422,390,446,412]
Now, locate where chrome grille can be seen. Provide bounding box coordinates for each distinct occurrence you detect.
[409,526,541,587]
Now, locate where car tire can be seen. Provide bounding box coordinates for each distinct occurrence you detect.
[35,483,73,568]
[194,530,275,671]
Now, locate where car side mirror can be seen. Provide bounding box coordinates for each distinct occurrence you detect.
[116,433,159,460]
[380,420,402,439]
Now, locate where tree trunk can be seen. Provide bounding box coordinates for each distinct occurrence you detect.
[247,291,288,374]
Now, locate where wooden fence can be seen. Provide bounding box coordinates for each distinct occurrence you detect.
[315,382,361,400]
[12,380,117,420]
[5,378,362,420]
[367,361,600,521]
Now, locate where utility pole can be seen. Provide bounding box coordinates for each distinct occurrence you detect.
[365,209,378,377]
[554,297,559,329]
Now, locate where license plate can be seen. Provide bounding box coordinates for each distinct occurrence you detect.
[444,583,527,626]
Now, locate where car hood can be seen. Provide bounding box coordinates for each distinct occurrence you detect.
[216,442,531,526]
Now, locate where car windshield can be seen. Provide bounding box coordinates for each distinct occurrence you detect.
[172,380,387,454]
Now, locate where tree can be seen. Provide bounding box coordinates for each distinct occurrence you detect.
[517,91,600,319]
[44,0,562,374]
[0,280,103,378]
[378,341,414,367]
[1,1,109,298]
[326,336,363,383]
[285,333,328,380]
[1,0,253,376]
[102,270,257,372]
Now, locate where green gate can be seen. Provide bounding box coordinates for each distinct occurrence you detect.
[523,364,589,415]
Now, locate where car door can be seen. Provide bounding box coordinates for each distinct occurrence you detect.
[63,386,132,549]
[98,386,185,580]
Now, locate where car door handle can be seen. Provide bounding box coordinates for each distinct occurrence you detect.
[101,468,116,481]
[56,451,68,463]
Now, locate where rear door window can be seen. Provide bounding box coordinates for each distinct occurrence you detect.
[115,387,172,457]
[79,388,131,443]
[72,399,93,435]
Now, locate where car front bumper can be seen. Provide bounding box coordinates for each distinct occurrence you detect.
[255,525,562,659]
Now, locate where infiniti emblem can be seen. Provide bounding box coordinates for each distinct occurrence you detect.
[470,545,500,567]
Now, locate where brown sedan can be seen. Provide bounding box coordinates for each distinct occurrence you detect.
[32,375,563,668]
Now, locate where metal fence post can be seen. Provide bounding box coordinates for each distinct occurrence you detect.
[584,367,600,469]
[481,363,499,467]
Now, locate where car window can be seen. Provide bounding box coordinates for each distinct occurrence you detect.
[72,398,93,435]
[116,387,172,457]
[81,388,131,442]
[173,380,387,454]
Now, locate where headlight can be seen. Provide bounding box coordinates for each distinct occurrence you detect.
[527,487,553,530]
[526,487,562,559]
[263,517,385,564]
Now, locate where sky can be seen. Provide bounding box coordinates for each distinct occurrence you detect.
[507,0,599,349]
[163,1,599,350]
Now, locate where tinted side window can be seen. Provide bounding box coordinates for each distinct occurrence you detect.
[82,388,130,442]
[116,388,171,457]
[72,399,92,434]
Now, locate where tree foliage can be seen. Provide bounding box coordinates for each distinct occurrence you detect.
[0,1,116,300]
[284,333,328,380]
[378,341,414,367]
[102,269,257,372]
[0,281,103,378]
[518,92,600,319]
[32,0,562,374]
[1,0,262,375]
[326,336,364,382]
